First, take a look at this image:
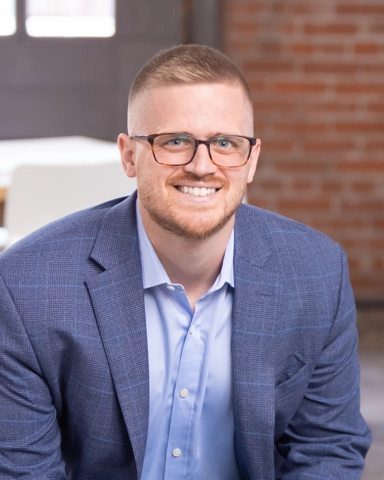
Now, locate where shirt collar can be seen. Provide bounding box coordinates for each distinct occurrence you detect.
[136,201,234,290]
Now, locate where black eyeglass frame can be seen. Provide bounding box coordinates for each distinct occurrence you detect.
[130,133,257,168]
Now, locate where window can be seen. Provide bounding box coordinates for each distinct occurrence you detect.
[25,0,115,38]
[0,0,16,36]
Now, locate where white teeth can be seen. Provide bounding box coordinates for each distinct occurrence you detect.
[178,186,217,196]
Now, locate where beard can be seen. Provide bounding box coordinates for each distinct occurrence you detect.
[137,171,246,241]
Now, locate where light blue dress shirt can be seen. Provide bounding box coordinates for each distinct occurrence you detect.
[136,204,242,480]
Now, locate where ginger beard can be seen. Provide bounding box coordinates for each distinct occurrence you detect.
[136,166,247,241]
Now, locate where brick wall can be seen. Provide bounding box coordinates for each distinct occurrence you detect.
[222,0,384,301]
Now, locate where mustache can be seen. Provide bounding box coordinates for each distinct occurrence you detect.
[168,172,229,188]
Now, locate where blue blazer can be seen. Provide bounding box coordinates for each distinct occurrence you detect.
[0,192,371,479]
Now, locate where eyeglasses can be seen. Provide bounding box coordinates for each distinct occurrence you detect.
[130,133,256,168]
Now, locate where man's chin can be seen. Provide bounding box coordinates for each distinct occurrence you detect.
[149,210,235,241]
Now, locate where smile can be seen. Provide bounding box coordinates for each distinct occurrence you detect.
[177,186,218,197]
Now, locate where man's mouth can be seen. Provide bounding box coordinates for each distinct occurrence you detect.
[176,186,218,197]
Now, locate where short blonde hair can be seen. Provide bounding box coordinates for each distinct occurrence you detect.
[128,44,252,108]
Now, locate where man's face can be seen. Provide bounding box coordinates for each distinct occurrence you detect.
[119,82,260,240]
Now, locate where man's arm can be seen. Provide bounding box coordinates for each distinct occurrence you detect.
[0,275,67,479]
[276,248,372,479]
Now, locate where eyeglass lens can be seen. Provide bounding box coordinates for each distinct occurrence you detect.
[152,134,250,167]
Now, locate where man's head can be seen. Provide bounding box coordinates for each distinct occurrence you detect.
[118,44,260,241]
[127,44,254,132]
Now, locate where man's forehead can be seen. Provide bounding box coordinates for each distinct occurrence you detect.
[128,82,254,134]
[133,81,248,103]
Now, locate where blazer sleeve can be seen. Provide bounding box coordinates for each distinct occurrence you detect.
[275,247,372,479]
[0,275,67,479]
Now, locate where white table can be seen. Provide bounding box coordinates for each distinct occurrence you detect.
[0,136,122,200]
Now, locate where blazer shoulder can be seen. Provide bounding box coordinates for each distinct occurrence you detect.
[235,204,345,274]
[0,196,129,267]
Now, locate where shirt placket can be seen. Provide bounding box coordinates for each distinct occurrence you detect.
[163,300,205,478]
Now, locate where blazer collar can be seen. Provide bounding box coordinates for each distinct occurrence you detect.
[89,192,140,270]
[86,192,149,479]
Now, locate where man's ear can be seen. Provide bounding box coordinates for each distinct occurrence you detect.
[118,133,137,178]
[246,139,261,184]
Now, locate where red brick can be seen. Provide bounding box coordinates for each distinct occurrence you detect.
[364,64,384,73]
[278,199,331,211]
[274,122,326,133]
[365,142,384,151]
[332,219,367,229]
[354,43,381,54]
[342,200,384,212]
[291,44,314,54]
[303,141,354,152]
[304,63,356,74]
[246,195,272,210]
[230,22,259,34]
[336,83,384,94]
[351,182,375,193]
[276,161,328,172]
[253,101,294,112]
[261,179,283,190]
[261,140,294,152]
[367,103,384,112]
[337,5,384,15]
[347,257,363,271]
[373,257,384,271]
[305,63,384,75]
[243,61,293,72]
[338,161,384,172]
[274,82,326,93]
[373,219,384,229]
[371,23,384,33]
[304,24,358,35]
[307,102,356,113]
[318,44,345,54]
[336,122,384,133]
[350,277,383,294]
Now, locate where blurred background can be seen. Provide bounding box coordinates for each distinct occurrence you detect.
[0,0,383,477]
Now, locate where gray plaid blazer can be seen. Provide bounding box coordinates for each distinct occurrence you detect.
[0,192,371,479]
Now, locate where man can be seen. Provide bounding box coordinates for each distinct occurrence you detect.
[0,45,371,479]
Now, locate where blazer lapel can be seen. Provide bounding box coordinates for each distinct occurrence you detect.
[85,193,149,479]
[232,206,282,480]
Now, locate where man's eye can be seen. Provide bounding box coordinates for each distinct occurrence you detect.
[164,136,188,147]
[214,138,233,148]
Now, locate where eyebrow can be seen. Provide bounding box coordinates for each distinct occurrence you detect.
[158,131,239,138]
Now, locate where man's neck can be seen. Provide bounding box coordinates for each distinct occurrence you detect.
[139,206,234,310]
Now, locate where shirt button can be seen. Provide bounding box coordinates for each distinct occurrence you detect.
[166,285,175,291]
[179,388,189,398]
[172,448,182,458]
[189,325,195,334]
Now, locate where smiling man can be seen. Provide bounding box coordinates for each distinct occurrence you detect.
[0,45,371,479]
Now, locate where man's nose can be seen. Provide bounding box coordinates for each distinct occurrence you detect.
[183,142,218,177]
